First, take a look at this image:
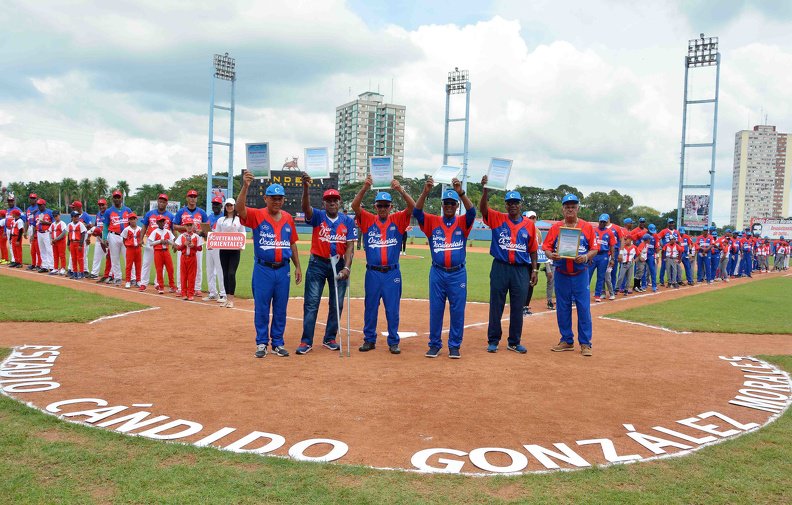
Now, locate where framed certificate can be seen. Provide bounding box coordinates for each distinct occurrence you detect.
[432,165,461,185]
[369,156,394,190]
[245,143,271,179]
[557,227,582,259]
[304,147,330,179]
[485,158,513,191]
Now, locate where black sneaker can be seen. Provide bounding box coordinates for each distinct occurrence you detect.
[425,347,441,358]
[389,345,401,355]
[547,301,555,310]
[97,276,107,283]
[448,348,461,359]
[295,343,312,355]
[359,341,376,352]
[272,346,289,357]
[507,344,528,354]
[522,307,532,317]
[254,344,268,358]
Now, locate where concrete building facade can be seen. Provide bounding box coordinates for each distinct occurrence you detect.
[334,92,405,185]
[731,125,792,229]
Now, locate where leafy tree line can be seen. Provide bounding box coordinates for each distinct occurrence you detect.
[2,173,680,229]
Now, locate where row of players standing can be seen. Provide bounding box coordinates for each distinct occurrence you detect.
[0,191,245,306]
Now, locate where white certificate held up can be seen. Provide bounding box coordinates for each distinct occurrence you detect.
[485,158,513,191]
[369,156,394,190]
[304,147,330,179]
[432,165,461,185]
[245,143,271,179]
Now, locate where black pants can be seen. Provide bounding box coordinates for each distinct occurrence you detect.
[488,260,530,346]
[219,249,241,295]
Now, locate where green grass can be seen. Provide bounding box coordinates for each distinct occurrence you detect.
[0,275,147,323]
[609,277,792,334]
[15,242,549,303]
[0,345,789,504]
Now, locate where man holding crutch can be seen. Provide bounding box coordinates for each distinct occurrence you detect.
[295,173,357,355]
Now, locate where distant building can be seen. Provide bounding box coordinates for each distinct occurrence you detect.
[731,125,792,229]
[334,92,405,185]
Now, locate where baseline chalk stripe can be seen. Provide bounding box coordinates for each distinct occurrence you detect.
[599,316,692,334]
[87,307,160,325]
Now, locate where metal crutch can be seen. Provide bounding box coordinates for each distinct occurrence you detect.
[330,255,343,358]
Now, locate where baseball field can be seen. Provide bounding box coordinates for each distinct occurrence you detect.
[0,259,790,504]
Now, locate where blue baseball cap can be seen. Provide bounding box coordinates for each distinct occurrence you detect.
[623,218,633,224]
[441,189,460,202]
[639,217,646,223]
[678,226,686,234]
[712,231,718,236]
[648,224,657,233]
[265,184,285,196]
[725,228,731,233]
[667,218,675,223]
[598,213,609,222]
[504,190,522,202]
[642,233,653,242]
[781,235,785,239]
[374,191,392,202]
[561,193,579,204]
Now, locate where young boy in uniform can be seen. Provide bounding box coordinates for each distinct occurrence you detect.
[67,211,88,279]
[120,213,143,288]
[148,215,176,294]
[0,210,8,265]
[49,210,68,275]
[173,215,203,301]
[9,209,25,268]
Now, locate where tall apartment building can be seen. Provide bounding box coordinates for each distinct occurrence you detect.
[334,92,405,185]
[731,125,792,229]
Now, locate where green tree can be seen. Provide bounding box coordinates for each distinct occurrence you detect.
[78,178,93,209]
[61,178,79,210]
[117,180,131,199]
[93,177,109,200]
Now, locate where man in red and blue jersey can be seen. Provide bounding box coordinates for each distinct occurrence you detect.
[351,174,415,355]
[5,194,21,265]
[139,194,175,291]
[238,171,302,359]
[479,175,538,354]
[414,176,475,359]
[589,213,616,302]
[738,228,754,277]
[173,190,210,295]
[544,193,599,356]
[677,226,695,285]
[102,190,133,286]
[694,227,713,284]
[26,193,41,270]
[296,173,357,355]
[657,218,680,285]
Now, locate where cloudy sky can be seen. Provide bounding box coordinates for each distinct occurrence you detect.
[3,0,792,224]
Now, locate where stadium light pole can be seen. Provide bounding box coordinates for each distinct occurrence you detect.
[207,52,236,210]
[443,68,471,195]
[676,34,720,229]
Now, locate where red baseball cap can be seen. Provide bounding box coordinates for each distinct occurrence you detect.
[29,193,37,199]
[71,201,82,208]
[0,210,6,217]
[128,212,138,219]
[187,189,198,197]
[11,209,21,216]
[211,196,223,204]
[37,198,46,205]
[112,190,122,197]
[97,198,107,205]
[158,193,169,201]
[323,189,341,200]
[182,215,194,225]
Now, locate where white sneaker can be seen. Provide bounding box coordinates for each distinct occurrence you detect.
[225,301,234,308]
[124,282,131,289]
[217,297,227,304]
[608,294,616,300]
[203,294,217,301]
[59,268,66,275]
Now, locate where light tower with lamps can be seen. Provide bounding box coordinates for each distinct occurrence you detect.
[443,68,471,193]
[676,34,720,228]
[207,52,236,209]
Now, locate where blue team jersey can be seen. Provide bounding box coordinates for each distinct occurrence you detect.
[307,209,357,258]
[414,207,475,267]
[173,207,209,228]
[357,208,410,267]
[103,206,133,234]
[543,221,600,275]
[208,211,223,228]
[142,209,174,234]
[483,210,538,264]
[35,209,54,232]
[26,205,38,227]
[78,212,93,227]
[240,208,298,263]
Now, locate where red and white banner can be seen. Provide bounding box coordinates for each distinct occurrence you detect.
[749,218,792,239]
[207,232,246,250]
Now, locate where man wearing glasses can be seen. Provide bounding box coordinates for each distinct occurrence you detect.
[479,176,538,354]
[173,190,209,296]
[351,175,415,355]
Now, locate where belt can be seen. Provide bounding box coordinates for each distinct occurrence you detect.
[311,255,331,263]
[256,257,288,269]
[432,262,465,273]
[555,267,585,277]
[366,264,398,272]
[597,251,609,255]
[108,231,120,236]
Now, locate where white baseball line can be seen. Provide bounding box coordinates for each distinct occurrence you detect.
[598,316,691,334]
[87,307,160,325]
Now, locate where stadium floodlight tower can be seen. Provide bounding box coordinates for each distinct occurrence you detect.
[443,68,471,194]
[207,52,236,209]
[676,34,720,228]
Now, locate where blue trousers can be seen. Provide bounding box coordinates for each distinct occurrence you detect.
[363,267,402,346]
[301,257,347,346]
[740,252,753,277]
[554,271,592,346]
[589,253,609,297]
[252,262,291,347]
[643,255,657,289]
[696,255,711,282]
[681,255,693,283]
[728,253,738,276]
[709,253,720,282]
[487,260,529,346]
[428,266,466,349]
[609,259,618,291]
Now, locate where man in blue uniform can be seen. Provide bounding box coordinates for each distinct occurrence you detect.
[590,214,616,302]
[479,175,538,354]
[414,176,475,359]
[695,227,713,284]
[351,174,415,354]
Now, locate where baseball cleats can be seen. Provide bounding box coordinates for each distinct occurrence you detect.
[296,343,312,355]
[547,301,555,310]
[203,294,217,301]
[169,287,177,293]
[608,294,616,300]
[187,296,194,301]
[272,346,289,357]
[323,340,340,351]
[551,342,574,352]
[425,347,441,358]
[507,344,527,354]
[581,345,593,357]
[388,345,401,355]
[217,297,227,304]
[359,342,376,352]
[224,301,235,308]
[139,284,147,292]
[124,282,131,288]
[487,343,498,353]
[448,348,461,359]
[254,344,268,358]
